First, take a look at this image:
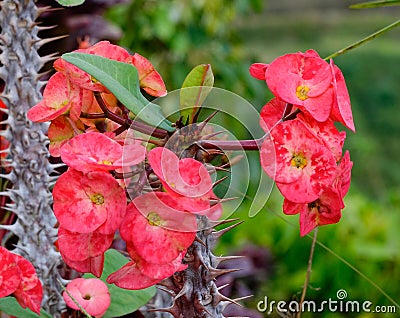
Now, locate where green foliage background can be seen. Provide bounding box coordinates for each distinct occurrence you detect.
[105,0,400,316]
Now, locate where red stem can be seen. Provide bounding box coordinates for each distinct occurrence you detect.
[93,93,170,139]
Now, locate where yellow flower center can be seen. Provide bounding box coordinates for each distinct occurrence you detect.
[296,85,310,101]
[98,160,113,165]
[90,193,104,205]
[91,76,99,83]
[147,212,162,227]
[291,152,307,169]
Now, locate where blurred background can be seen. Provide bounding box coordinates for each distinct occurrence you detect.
[35,0,400,316]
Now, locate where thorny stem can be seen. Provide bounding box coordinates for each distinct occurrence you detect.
[297,227,319,318]
[90,93,301,151]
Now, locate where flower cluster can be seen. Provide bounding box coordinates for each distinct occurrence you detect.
[251,50,354,236]
[24,41,221,294]
[0,247,43,314]
[27,40,166,157]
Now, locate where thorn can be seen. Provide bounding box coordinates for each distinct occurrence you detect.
[210,197,238,206]
[214,255,245,267]
[194,236,206,247]
[210,221,244,240]
[212,176,229,188]
[146,305,180,318]
[36,69,53,80]
[0,106,9,114]
[217,283,230,291]
[32,35,69,47]
[233,295,253,302]
[156,285,175,296]
[36,6,64,18]
[192,246,206,269]
[40,52,60,64]
[208,218,240,228]
[212,289,243,307]
[213,166,231,173]
[198,110,219,132]
[207,267,241,280]
[201,130,225,140]
[174,280,192,301]
[36,25,58,31]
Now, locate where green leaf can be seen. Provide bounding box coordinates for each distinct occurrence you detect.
[84,249,156,318]
[61,52,173,131]
[180,64,214,123]
[0,297,52,318]
[350,0,400,8]
[55,0,85,6]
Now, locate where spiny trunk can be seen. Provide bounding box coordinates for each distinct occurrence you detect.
[146,216,245,318]
[0,0,63,315]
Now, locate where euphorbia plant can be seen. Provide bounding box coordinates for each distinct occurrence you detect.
[1,0,399,316]
[14,39,356,316]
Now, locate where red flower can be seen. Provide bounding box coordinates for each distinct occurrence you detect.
[57,227,114,262]
[284,187,343,236]
[283,151,353,236]
[249,63,269,81]
[259,97,288,132]
[120,192,197,265]
[107,247,187,290]
[48,116,85,157]
[54,41,130,92]
[264,50,334,122]
[260,120,336,203]
[12,254,43,315]
[126,53,167,97]
[60,132,123,173]
[63,278,110,317]
[53,169,126,234]
[330,60,355,132]
[147,147,214,215]
[0,247,20,298]
[60,253,104,278]
[27,72,82,123]
[297,112,346,162]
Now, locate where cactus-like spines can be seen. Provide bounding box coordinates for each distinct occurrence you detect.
[0,0,63,315]
[145,216,248,317]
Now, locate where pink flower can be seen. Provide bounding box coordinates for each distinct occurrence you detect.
[48,116,85,157]
[147,147,215,215]
[63,278,110,317]
[264,50,334,122]
[53,169,127,234]
[54,41,130,92]
[260,120,336,203]
[12,254,43,315]
[126,53,167,97]
[60,253,104,278]
[120,192,197,265]
[249,63,269,80]
[60,132,124,173]
[283,151,353,236]
[57,227,114,262]
[259,97,288,132]
[297,112,346,162]
[284,187,343,236]
[27,72,82,123]
[107,247,187,290]
[330,60,355,132]
[0,247,20,298]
